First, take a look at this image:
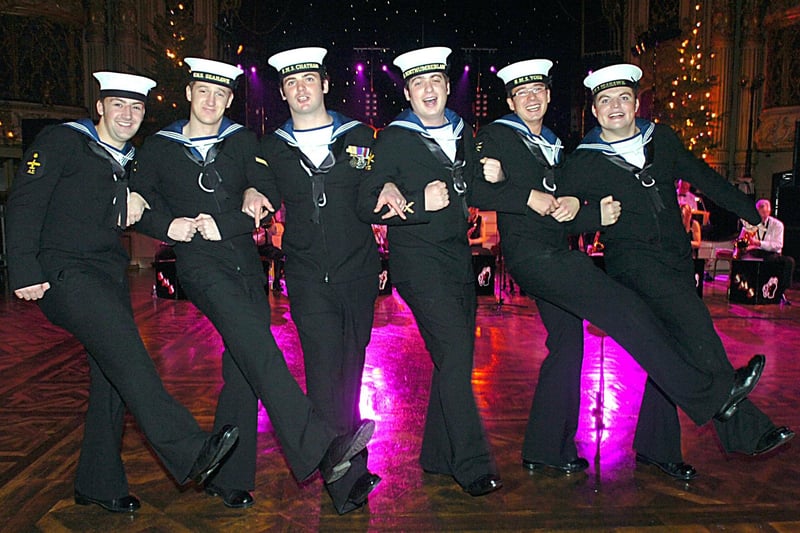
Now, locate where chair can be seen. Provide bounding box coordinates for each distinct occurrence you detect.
[712,248,734,279]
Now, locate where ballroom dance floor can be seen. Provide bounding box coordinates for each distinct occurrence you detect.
[0,268,798,532]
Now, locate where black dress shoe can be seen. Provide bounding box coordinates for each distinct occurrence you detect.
[205,484,255,509]
[522,457,589,474]
[188,425,239,485]
[335,472,382,515]
[715,354,765,421]
[635,453,698,480]
[74,491,141,513]
[751,426,795,455]
[464,474,503,497]
[320,420,375,484]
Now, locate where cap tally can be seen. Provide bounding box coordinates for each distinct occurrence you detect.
[268,47,328,78]
[497,59,553,89]
[393,46,452,80]
[583,63,642,95]
[185,57,243,88]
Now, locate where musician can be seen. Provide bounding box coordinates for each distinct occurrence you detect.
[739,199,794,303]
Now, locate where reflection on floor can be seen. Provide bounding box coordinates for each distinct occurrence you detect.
[0,270,798,531]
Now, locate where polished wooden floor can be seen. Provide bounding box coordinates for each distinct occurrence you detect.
[0,268,798,532]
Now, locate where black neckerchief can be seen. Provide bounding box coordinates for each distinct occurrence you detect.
[603,141,663,213]
[182,140,229,208]
[514,131,557,192]
[287,136,347,224]
[85,140,130,229]
[417,135,469,218]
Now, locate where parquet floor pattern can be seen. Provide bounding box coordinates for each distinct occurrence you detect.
[0,270,798,532]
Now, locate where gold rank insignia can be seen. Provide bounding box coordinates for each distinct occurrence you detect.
[346,145,373,170]
[475,141,484,153]
[25,152,42,175]
[255,156,269,167]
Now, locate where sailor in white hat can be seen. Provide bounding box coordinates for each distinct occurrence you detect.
[131,56,376,511]
[238,45,383,514]
[355,46,504,497]
[6,69,243,514]
[583,63,643,143]
[569,62,794,475]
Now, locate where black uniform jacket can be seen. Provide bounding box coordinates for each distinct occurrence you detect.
[131,120,266,281]
[474,118,599,268]
[356,109,523,285]
[563,120,759,273]
[7,122,131,290]
[256,113,379,284]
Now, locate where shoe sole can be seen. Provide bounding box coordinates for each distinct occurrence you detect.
[522,461,588,475]
[193,427,240,485]
[327,421,375,484]
[718,355,766,421]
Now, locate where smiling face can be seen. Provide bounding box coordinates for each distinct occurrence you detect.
[404,72,450,127]
[186,81,233,130]
[591,86,639,141]
[95,97,145,148]
[506,82,550,134]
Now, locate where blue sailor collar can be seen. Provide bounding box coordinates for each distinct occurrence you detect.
[64,118,135,166]
[493,113,563,164]
[155,117,244,146]
[274,111,362,146]
[388,108,464,139]
[576,118,655,154]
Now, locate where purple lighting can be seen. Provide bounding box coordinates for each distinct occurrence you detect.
[489,65,497,73]
[464,65,470,73]
[356,63,364,73]
[250,66,257,74]
[381,64,388,72]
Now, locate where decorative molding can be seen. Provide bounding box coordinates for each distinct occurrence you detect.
[0,0,83,26]
[754,105,800,151]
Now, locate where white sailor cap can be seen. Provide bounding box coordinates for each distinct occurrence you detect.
[185,57,243,88]
[583,63,642,96]
[393,46,451,80]
[268,47,328,79]
[497,59,553,89]
[93,72,156,102]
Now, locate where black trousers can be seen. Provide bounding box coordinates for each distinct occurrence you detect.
[506,247,733,460]
[523,298,584,465]
[609,256,776,460]
[38,258,207,499]
[181,269,334,486]
[286,274,378,513]
[394,279,496,488]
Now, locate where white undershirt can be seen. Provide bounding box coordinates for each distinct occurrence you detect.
[427,123,457,162]
[294,125,334,167]
[610,135,645,168]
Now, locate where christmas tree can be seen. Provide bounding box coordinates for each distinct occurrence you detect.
[654,3,718,159]
[141,2,206,131]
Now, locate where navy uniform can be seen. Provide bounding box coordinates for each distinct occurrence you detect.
[475,60,754,478]
[6,72,238,513]
[246,47,381,514]
[356,47,506,497]
[131,58,374,508]
[565,64,793,468]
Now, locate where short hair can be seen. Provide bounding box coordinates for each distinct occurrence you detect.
[756,199,771,210]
